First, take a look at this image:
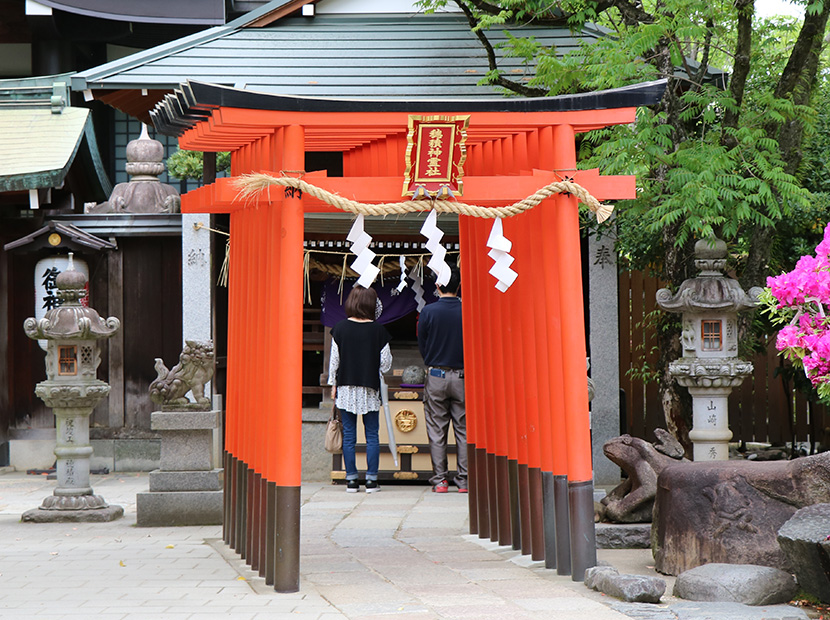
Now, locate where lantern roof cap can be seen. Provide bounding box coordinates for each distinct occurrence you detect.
[656,237,762,314]
[23,254,120,341]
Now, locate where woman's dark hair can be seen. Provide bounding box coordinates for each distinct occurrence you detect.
[344,285,377,320]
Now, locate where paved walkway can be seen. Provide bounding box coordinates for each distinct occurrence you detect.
[0,471,810,620]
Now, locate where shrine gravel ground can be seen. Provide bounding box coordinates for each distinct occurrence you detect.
[0,470,810,620]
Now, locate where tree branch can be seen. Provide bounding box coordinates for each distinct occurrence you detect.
[722,0,752,146]
[586,0,654,26]
[691,18,715,86]
[464,0,510,16]
[774,1,830,101]
[456,1,549,97]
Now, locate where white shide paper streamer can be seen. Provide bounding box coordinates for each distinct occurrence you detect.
[408,263,426,312]
[395,255,408,293]
[420,210,451,287]
[346,214,380,288]
[486,218,518,293]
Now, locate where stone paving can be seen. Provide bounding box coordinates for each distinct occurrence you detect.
[0,471,811,620]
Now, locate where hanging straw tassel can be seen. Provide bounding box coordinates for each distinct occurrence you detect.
[338,254,349,303]
[378,255,387,288]
[596,203,614,224]
[303,250,312,305]
[218,239,230,288]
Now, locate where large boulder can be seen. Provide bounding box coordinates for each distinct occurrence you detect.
[673,563,798,605]
[653,452,830,575]
[778,503,830,603]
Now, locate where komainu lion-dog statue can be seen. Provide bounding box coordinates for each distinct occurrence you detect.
[600,429,688,523]
[149,340,215,410]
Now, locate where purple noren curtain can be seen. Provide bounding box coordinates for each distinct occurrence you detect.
[320,276,439,327]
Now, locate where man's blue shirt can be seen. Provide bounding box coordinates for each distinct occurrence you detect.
[418,296,464,368]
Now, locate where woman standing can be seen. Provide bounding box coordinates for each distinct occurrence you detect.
[328,285,392,493]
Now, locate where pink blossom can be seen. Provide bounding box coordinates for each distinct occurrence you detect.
[769,223,830,389]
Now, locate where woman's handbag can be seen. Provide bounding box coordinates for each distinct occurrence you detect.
[325,406,343,453]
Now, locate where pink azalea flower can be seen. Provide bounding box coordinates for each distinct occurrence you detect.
[769,223,830,390]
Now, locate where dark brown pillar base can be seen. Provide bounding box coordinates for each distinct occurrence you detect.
[274,485,301,593]
[468,443,478,536]
[487,451,498,543]
[236,461,247,557]
[542,471,556,569]
[222,451,233,545]
[477,447,490,539]
[568,479,597,582]
[246,468,255,562]
[265,481,276,586]
[554,474,571,575]
[250,472,262,572]
[528,466,544,561]
[496,455,511,546]
[508,459,521,551]
[223,452,233,545]
[518,463,531,554]
[258,475,267,578]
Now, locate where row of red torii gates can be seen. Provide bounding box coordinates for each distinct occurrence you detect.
[153,80,664,592]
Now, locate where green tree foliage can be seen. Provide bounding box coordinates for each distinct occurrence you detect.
[419,0,830,449]
[167,149,231,181]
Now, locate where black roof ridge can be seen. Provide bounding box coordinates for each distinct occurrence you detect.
[151,78,667,136]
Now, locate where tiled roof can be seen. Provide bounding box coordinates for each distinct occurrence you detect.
[72,13,609,99]
[0,75,111,197]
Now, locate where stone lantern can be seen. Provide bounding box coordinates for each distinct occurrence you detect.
[22,254,123,522]
[656,237,762,461]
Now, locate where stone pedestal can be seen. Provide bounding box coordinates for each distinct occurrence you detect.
[22,383,123,523]
[136,410,223,526]
[687,386,734,461]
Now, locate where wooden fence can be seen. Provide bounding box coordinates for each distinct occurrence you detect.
[619,270,828,452]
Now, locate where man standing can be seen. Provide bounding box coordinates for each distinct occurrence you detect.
[418,266,466,493]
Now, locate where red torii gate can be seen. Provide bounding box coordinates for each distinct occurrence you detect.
[153,80,663,592]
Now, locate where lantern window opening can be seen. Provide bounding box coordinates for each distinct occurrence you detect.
[81,345,94,367]
[701,320,723,351]
[58,345,78,375]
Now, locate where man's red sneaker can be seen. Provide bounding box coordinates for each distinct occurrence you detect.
[458,487,468,493]
[432,481,449,493]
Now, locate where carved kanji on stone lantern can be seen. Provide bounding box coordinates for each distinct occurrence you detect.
[22,254,123,521]
[656,237,762,461]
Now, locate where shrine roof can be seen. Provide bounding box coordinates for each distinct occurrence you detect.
[72,13,608,97]
[4,221,117,253]
[0,74,111,201]
[71,7,703,123]
[32,0,225,25]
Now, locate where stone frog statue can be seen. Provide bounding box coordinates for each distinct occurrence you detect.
[600,429,688,523]
[149,340,215,410]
